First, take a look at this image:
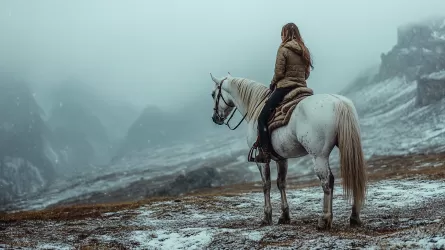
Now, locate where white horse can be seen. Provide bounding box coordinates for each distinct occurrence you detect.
[210,73,367,229]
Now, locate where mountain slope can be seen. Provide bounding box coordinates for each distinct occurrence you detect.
[0,73,56,206]
[344,16,445,155]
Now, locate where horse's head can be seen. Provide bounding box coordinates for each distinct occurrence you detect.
[210,72,235,125]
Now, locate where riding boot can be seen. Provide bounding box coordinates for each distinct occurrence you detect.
[256,146,271,163]
[255,126,272,163]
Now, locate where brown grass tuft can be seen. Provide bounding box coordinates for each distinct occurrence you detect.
[0,196,171,223]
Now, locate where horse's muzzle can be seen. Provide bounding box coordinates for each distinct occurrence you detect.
[212,114,224,125]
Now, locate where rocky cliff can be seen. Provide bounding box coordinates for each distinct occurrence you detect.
[339,16,445,156]
[417,70,445,106]
[376,17,445,106]
[47,101,111,175]
[0,73,56,206]
[115,100,218,159]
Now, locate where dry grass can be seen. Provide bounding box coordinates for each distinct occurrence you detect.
[0,196,171,223]
[2,152,445,224]
[365,153,445,181]
[0,195,226,223]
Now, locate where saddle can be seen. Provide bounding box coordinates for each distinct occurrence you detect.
[248,87,314,163]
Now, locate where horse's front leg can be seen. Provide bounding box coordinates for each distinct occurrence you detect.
[276,159,290,224]
[258,162,272,226]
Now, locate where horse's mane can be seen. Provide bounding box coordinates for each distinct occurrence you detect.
[228,77,270,121]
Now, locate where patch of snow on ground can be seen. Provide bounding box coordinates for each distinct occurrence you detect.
[411,237,445,249]
[241,231,265,241]
[36,243,73,250]
[365,179,445,208]
[372,236,445,250]
[130,229,212,250]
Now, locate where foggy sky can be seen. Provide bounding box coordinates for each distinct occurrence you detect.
[1,0,444,111]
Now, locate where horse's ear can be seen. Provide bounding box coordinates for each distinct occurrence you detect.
[210,73,219,84]
[228,72,232,76]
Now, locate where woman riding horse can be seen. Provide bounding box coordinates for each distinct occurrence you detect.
[256,22,314,163]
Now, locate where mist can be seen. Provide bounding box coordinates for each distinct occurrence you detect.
[0,0,444,111]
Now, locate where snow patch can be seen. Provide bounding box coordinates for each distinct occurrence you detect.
[432,30,445,40]
[367,180,445,209]
[375,236,445,249]
[241,231,264,241]
[399,46,418,54]
[129,229,212,250]
[36,243,73,250]
[422,70,445,80]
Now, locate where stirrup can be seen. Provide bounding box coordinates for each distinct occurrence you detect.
[247,135,272,164]
[251,147,271,164]
[255,151,271,163]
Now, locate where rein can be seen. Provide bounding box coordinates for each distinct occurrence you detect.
[214,78,271,131]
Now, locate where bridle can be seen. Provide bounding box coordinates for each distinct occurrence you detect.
[213,77,247,130]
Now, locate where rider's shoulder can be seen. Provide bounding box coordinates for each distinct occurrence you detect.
[282,40,302,53]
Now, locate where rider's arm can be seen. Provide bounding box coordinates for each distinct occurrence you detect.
[271,47,287,86]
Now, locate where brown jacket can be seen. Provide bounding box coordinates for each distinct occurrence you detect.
[271,40,309,89]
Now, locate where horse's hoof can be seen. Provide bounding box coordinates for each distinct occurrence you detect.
[260,219,273,227]
[260,214,273,227]
[350,216,363,227]
[317,214,333,230]
[277,216,290,225]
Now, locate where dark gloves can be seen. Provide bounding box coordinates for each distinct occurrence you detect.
[269,83,276,91]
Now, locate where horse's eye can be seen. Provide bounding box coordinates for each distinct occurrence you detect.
[211,92,215,98]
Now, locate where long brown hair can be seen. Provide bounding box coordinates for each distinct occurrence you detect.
[281,22,314,70]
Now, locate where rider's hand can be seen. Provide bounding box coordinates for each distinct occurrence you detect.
[269,83,275,91]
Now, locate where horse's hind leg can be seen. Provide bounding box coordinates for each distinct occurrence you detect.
[258,163,272,226]
[313,156,334,230]
[350,201,363,227]
[276,159,290,224]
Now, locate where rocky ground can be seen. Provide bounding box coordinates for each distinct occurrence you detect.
[1,153,445,249]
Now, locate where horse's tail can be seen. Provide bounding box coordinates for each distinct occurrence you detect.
[334,99,367,209]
